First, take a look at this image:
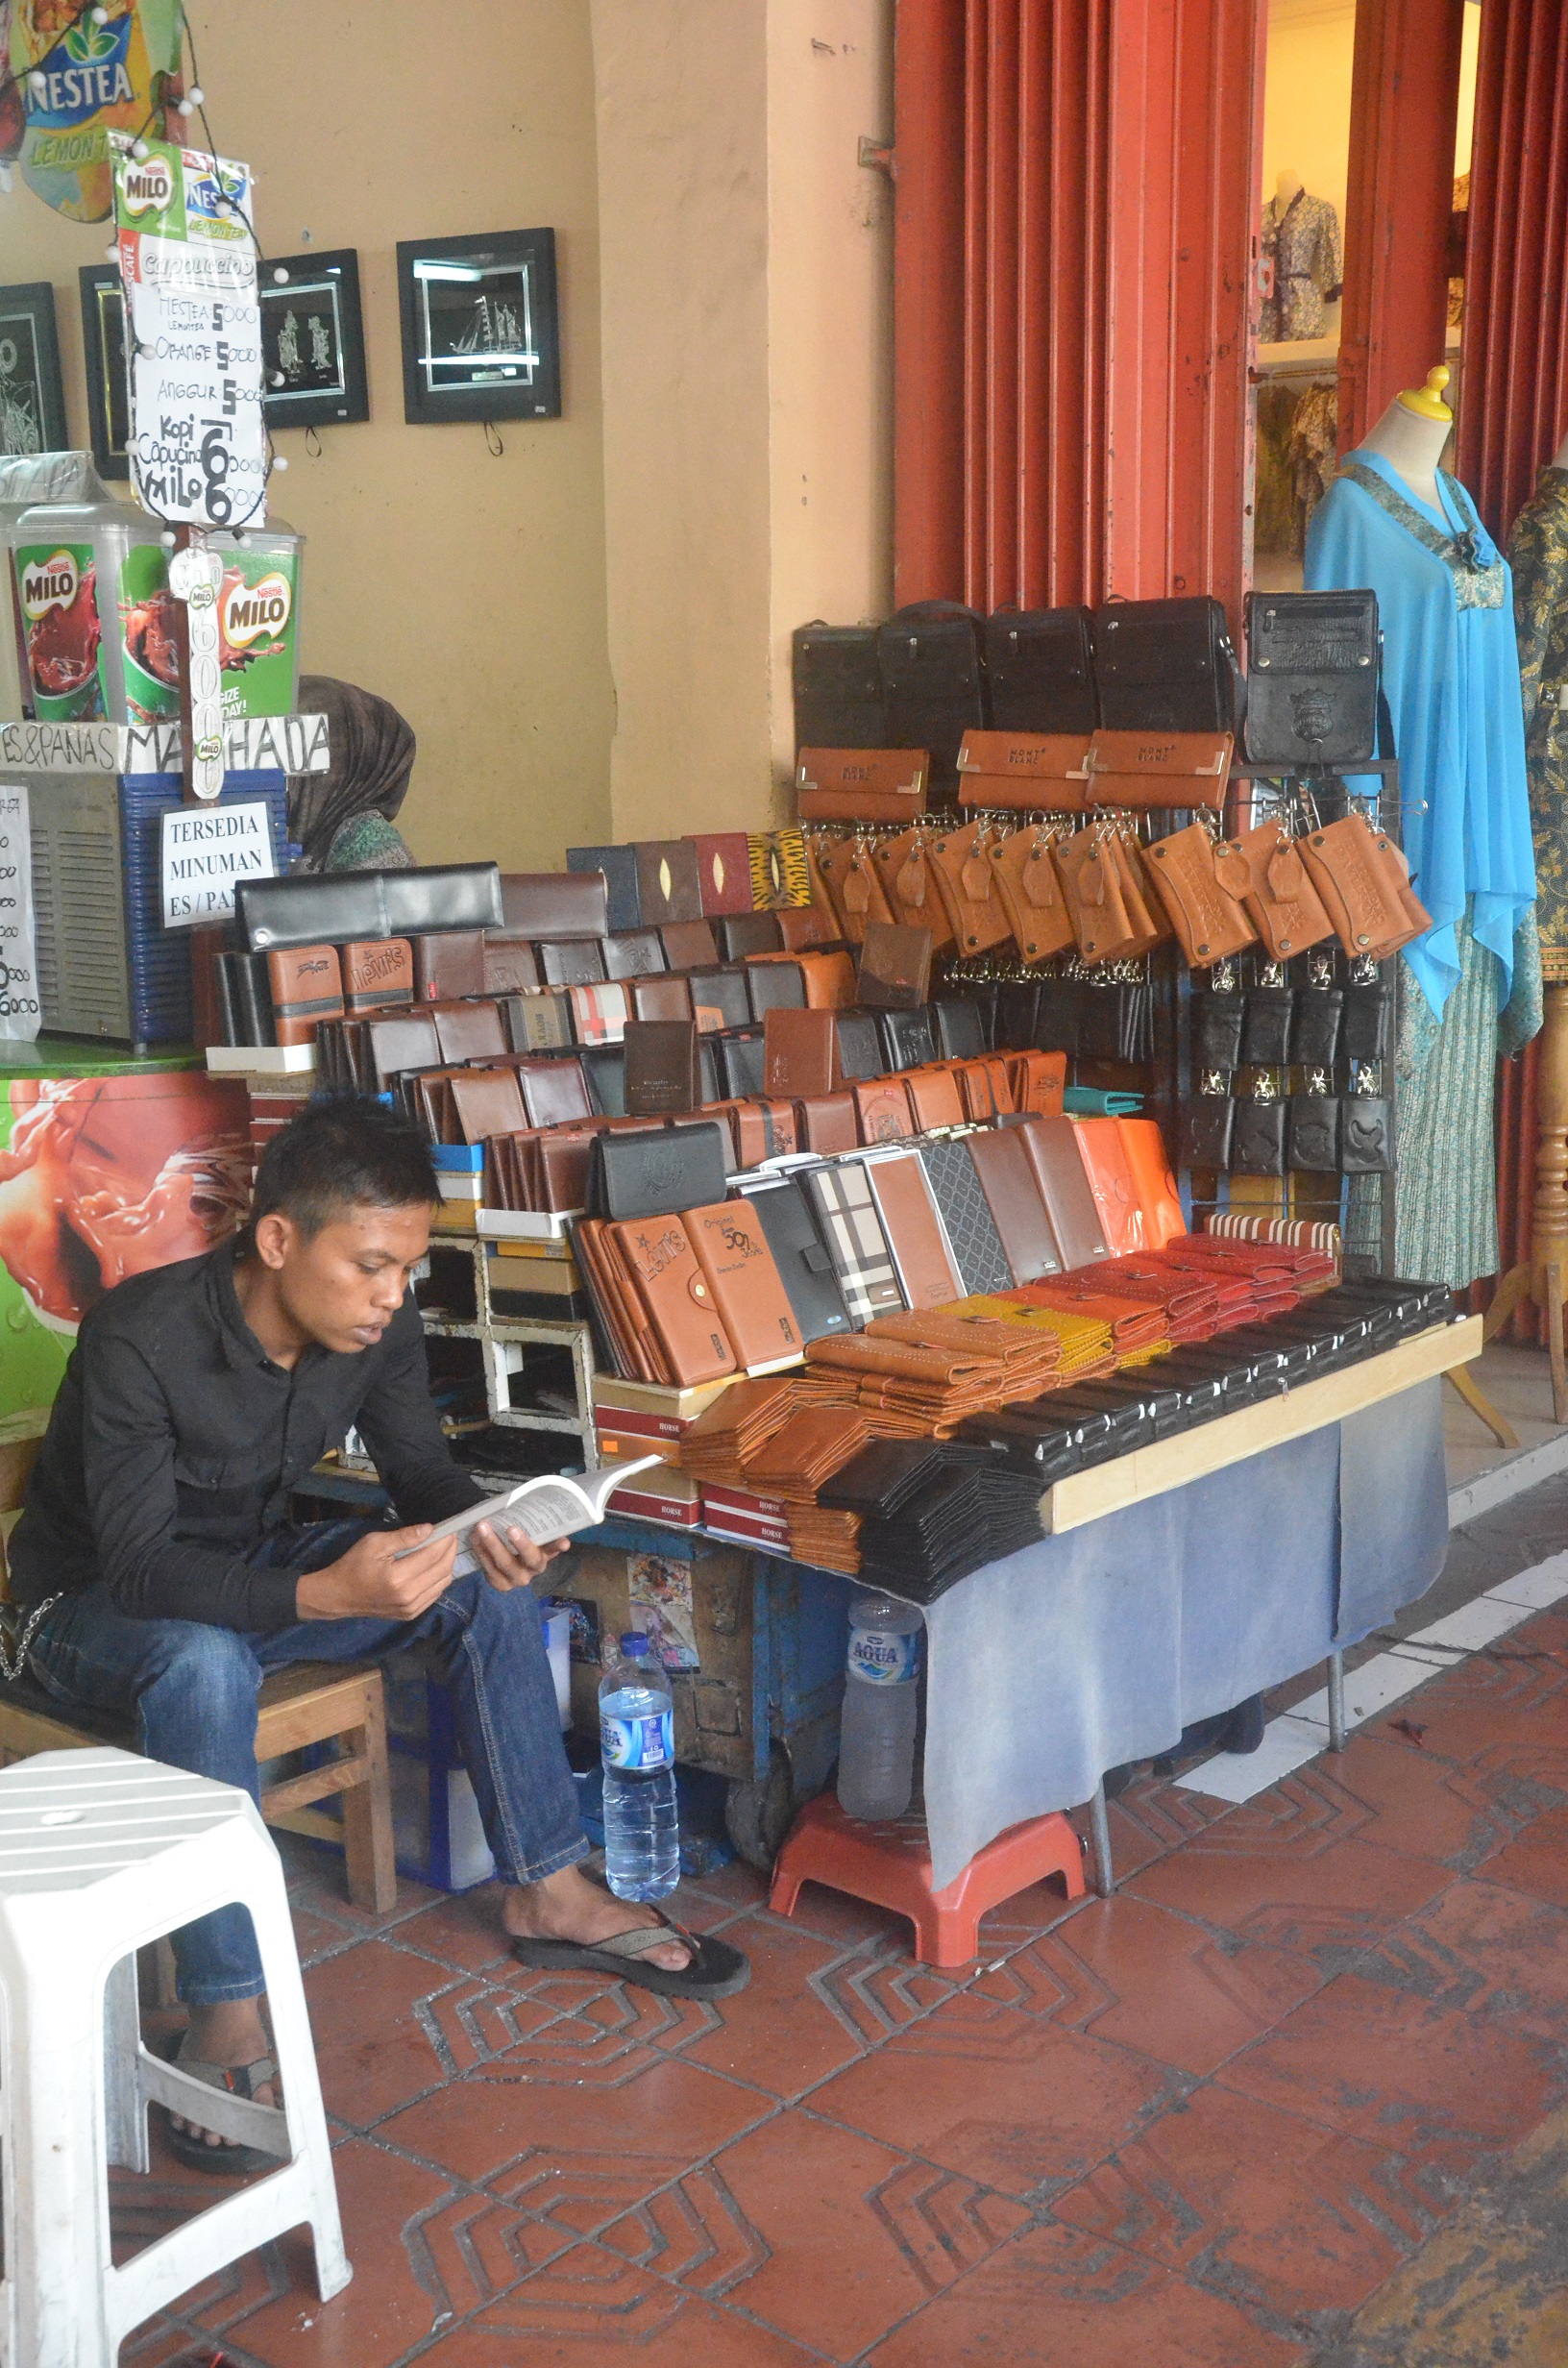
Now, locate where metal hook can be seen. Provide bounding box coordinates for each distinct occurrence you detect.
[483,420,504,457]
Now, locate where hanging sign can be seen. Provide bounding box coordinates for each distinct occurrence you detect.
[0,786,40,1040]
[160,797,274,928]
[110,131,267,530]
[169,538,226,798]
[10,1,182,223]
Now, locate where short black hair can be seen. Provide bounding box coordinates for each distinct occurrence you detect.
[250,1098,437,1240]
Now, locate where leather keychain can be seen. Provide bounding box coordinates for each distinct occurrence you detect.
[1054,821,1139,963]
[1144,821,1258,967]
[810,831,894,942]
[927,820,1016,956]
[988,820,1078,963]
[871,825,958,950]
[1232,816,1334,960]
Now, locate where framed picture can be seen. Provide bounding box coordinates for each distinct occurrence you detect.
[258,249,369,431]
[0,283,66,459]
[79,264,130,481]
[396,228,561,425]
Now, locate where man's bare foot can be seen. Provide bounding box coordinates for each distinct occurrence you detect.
[171,1998,278,2148]
[502,1862,692,1974]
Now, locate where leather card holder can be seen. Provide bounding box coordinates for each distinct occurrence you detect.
[776,906,836,950]
[1239,987,1294,1068]
[517,1056,594,1129]
[746,959,807,1020]
[718,1028,768,1098]
[624,1020,701,1117]
[853,1077,916,1144]
[1340,1095,1393,1172]
[689,968,752,1034]
[794,1089,860,1154]
[450,1068,527,1146]
[934,998,987,1060]
[568,981,630,1044]
[1287,1093,1341,1172]
[412,930,487,1003]
[342,938,413,1012]
[266,944,344,1045]
[1290,988,1343,1068]
[502,989,575,1052]
[579,1045,627,1117]
[1195,989,1244,1070]
[796,949,858,1008]
[1231,1097,1288,1177]
[903,1064,967,1132]
[834,1008,887,1082]
[539,938,607,988]
[877,1006,939,1072]
[856,922,933,1010]
[367,1013,440,1087]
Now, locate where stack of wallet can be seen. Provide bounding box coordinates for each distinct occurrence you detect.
[952,1295,1119,1379]
[1003,1278,1170,1356]
[820,1440,1053,1602]
[674,1377,807,1485]
[802,1312,1064,1434]
[745,1407,879,1500]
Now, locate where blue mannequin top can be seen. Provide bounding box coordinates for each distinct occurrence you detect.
[1304,446,1535,1015]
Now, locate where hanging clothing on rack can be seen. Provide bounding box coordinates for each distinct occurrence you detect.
[1287,382,1338,553]
[1259,190,1343,342]
[1508,464,1568,980]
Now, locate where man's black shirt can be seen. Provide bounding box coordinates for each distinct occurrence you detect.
[10,1241,482,1631]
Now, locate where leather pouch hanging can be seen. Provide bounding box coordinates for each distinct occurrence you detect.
[1287,1081,1342,1172]
[956,730,1092,812]
[1239,986,1294,1067]
[1180,1092,1235,1171]
[1144,824,1257,966]
[1232,818,1335,960]
[987,823,1077,961]
[1342,979,1392,1062]
[1103,829,1168,956]
[1231,1082,1287,1176]
[1340,1093,1394,1172]
[1034,976,1085,1056]
[811,834,894,942]
[796,748,929,824]
[1243,589,1381,769]
[1290,987,1343,1067]
[1195,987,1244,1070]
[1054,825,1137,962]
[927,820,1017,955]
[1082,728,1233,810]
[870,826,957,950]
[1297,815,1411,958]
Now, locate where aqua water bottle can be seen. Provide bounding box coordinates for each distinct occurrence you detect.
[836,1592,923,1820]
[599,1632,680,1899]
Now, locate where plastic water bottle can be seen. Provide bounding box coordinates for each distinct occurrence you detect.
[600,1633,680,1900]
[837,1593,924,1821]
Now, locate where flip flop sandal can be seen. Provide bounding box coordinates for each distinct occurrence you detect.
[159,2032,285,2177]
[511,1910,750,2000]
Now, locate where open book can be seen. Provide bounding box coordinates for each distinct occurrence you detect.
[394,1454,666,1565]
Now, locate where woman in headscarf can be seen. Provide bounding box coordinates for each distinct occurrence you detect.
[288,676,417,872]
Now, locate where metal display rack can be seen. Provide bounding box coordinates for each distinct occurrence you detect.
[417,1233,600,1459]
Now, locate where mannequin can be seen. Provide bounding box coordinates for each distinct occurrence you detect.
[1358,363,1455,511]
[1276,166,1305,209]
[1259,171,1341,342]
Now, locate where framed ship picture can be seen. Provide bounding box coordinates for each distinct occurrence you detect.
[79,264,130,480]
[0,283,66,459]
[396,228,561,425]
[258,249,369,431]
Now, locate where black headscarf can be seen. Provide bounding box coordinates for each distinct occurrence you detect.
[288,677,416,871]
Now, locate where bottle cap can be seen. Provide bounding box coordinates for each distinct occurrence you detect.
[1396,363,1452,423]
[620,1631,649,1655]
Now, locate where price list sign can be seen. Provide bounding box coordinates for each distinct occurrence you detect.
[110,133,266,530]
[0,788,41,1042]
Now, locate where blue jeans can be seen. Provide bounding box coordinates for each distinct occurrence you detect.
[28,1521,588,2005]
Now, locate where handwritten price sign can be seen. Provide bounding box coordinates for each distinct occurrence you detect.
[0,788,41,1042]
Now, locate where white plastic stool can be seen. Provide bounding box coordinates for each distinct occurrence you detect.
[0,1746,350,2367]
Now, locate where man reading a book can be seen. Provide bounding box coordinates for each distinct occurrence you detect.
[9,1099,747,2172]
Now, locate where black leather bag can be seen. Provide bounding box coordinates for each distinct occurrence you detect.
[792,621,887,752]
[1195,988,1244,1071]
[877,601,989,800]
[1341,1095,1394,1172]
[1092,595,1239,732]
[1231,1095,1288,1176]
[1343,980,1393,1063]
[585,1119,731,1221]
[984,606,1097,733]
[1180,1095,1235,1170]
[1287,1091,1342,1172]
[1243,590,1381,768]
[1239,986,1295,1068]
[1290,987,1343,1067]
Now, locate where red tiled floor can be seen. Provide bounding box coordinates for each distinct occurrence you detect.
[1307,1726,1518,1870]
[864,2219,1308,2366]
[1352,1873,1568,2035]
[807,1987,1187,2198]
[670,1913,881,2096]
[411,2245,819,2362]
[972,1892,1323,2074]
[1128,1830,1451,1969]
[1051,2084,1442,2332]
[300,1937,485,2125]
[1476,1804,1568,1911]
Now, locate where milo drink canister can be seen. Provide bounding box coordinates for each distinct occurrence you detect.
[208,521,304,721]
[12,534,108,720]
[0,454,112,724]
[12,493,171,724]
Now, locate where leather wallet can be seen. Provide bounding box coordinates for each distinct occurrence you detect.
[691,832,755,916]
[502,869,607,938]
[749,827,814,910]
[266,945,343,1045]
[918,1137,1015,1295]
[1071,1117,1145,1254]
[682,1199,802,1369]
[719,912,786,961]
[988,822,1078,962]
[954,1053,1016,1122]
[342,938,413,1012]
[877,1007,939,1072]
[587,1119,731,1221]
[868,1149,966,1306]
[853,1077,916,1143]
[1083,728,1233,810]
[927,821,1017,955]
[1007,1049,1067,1117]
[871,827,956,949]
[661,920,720,970]
[809,835,894,942]
[612,1214,738,1386]
[956,729,1092,811]
[934,999,988,1060]
[579,1045,627,1118]
[903,1064,967,1131]
[238,872,385,951]
[835,1009,887,1082]
[804,1161,907,1324]
[1244,589,1381,768]
[1341,1093,1393,1172]
[502,990,575,1052]
[1232,819,1334,961]
[713,1097,796,1166]
[624,1020,701,1116]
[367,1014,440,1088]
[1297,816,1414,959]
[1291,987,1344,1067]
[631,974,694,1024]
[1195,986,1245,1070]
[795,950,858,1008]
[969,1123,1064,1281]
[568,981,629,1044]
[742,1178,852,1342]
[1144,825,1257,966]
[413,931,486,1002]
[539,938,607,988]
[517,1056,594,1128]
[566,845,640,933]
[765,1007,842,1098]
[1013,1116,1112,1268]
[482,935,540,996]
[746,960,807,1020]
[223,950,275,1046]
[382,865,503,935]
[796,748,930,823]
[718,1028,768,1098]
[795,1091,861,1154]
[1120,1118,1186,1247]
[993,980,1041,1051]
[689,969,752,1033]
[602,930,667,980]
[776,907,836,950]
[1343,979,1391,1062]
[1035,978,1085,1057]
[1231,1089,1288,1176]
[857,923,933,1010]
[1239,986,1294,1068]
[432,1000,508,1063]
[450,1068,527,1146]
[634,841,704,927]
[1054,825,1137,963]
[1287,1088,1341,1172]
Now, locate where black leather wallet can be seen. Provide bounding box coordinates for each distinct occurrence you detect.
[719,913,785,961]
[585,1119,731,1221]
[1078,985,1125,1061]
[1195,990,1244,1071]
[1289,988,1343,1068]
[835,1009,886,1081]
[718,1029,768,1098]
[1239,987,1294,1067]
[237,872,386,951]
[1034,978,1084,1057]
[602,930,668,980]
[934,998,988,1059]
[746,962,807,1020]
[1231,1095,1287,1176]
[539,940,608,988]
[878,1007,938,1071]
[689,969,752,1032]
[579,1044,628,1118]
[994,980,1042,1051]
[1340,1095,1393,1172]
[743,1178,853,1342]
[567,845,642,933]
[955,1407,1085,1484]
[1287,1091,1341,1172]
[382,864,504,935]
[624,1020,700,1116]
[1343,981,1392,1063]
[1180,1095,1234,1169]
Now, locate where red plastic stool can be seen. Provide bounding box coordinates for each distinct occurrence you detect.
[768,1795,1087,1967]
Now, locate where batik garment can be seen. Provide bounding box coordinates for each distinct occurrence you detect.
[1508,466,1568,979]
[1259,191,1342,341]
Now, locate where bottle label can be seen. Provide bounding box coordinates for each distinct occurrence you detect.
[601,1708,674,1770]
[847,1627,920,1686]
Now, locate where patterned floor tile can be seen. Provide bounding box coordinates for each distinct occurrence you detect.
[1474,1805,1568,1912]
[1126,1834,1451,1974]
[1051,2084,1444,2338]
[1311,1728,1518,1871]
[301,1938,479,2126]
[1351,1874,1568,2037]
[670,1914,879,2096]
[411,2245,818,2361]
[865,2219,1308,2366]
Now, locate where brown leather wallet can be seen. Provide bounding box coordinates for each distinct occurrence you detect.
[691,832,754,917]
[432,1000,508,1063]
[927,821,1017,956]
[1099,829,1165,958]
[968,1122,1064,1282]
[517,1057,594,1128]
[796,950,858,1009]
[631,974,695,1024]
[1006,1049,1067,1116]
[987,823,1077,962]
[776,906,837,951]
[367,1013,440,1087]
[856,922,933,1010]
[624,1020,700,1116]
[502,989,576,1051]
[481,935,539,996]
[1084,729,1233,811]
[1013,1114,1112,1268]
[867,1149,965,1307]
[634,840,704,926]
[682,1199,801,1370]
[1297,815,1413,958]
[796,748,929,823]
[450,1068,527,1146]
[810,835,894,942]
[1053,825,1138,963]
[1232,819,1335,961]
[870,827,956,950]
[956,730,1093,812]
[794,1090,861,1153]
[660,919,720,969]
[412,931,486,1002]
[1144,823,1258,966]
[343,939,414,1012]
[902,1063,967,1132]
[765,1006,842,1098]
[266,945,344,1046]
[853,1077,916,1144]
[721,1097,798,1164]
[612,1214,739,1386]
[954,1054,1016,1122]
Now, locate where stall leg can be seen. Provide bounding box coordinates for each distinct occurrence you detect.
[1089,1780,1115,1897]
[1327,1650,1346,1752]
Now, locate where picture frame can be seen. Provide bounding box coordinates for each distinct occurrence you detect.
[78,263,130,481]
[258,249,369,431]
[395,228,561,426]
[0,282,66,459]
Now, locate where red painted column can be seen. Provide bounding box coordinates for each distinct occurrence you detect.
[892,0,968,604]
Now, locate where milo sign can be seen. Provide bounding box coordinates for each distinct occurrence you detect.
[14,542,106,720]
[210,523,303,720]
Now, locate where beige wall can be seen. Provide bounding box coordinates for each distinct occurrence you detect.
[1,0,615,869]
